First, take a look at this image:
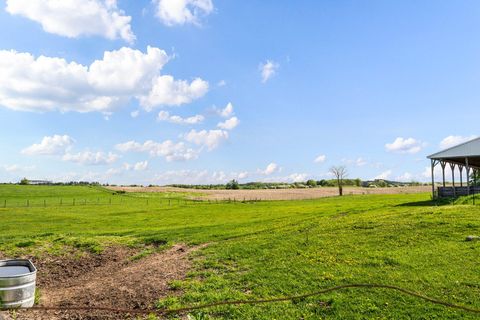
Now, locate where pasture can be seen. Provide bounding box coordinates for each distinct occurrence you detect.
[0,184,480,319]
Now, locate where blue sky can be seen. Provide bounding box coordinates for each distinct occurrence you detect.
[0,0,479,185]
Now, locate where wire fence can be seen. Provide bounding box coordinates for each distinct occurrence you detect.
[0,197,263,209]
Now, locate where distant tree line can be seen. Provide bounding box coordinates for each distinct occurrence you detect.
[17,178,101,186]
[166,178,425,190]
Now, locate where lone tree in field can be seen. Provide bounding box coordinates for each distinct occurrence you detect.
[330,166,348,196]
[226,179,240,190]
[306,179,317,188]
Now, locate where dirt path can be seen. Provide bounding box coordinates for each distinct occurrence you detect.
[1,244,204,320]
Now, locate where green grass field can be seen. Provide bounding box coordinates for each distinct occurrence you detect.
[1,184,480,319]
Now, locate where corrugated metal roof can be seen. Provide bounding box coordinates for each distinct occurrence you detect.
[428,137,480,159]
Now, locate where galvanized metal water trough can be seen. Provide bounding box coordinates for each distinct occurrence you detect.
[0,259,37,309]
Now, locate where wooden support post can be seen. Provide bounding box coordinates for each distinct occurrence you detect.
[466,158,470,196]
[459,165,464,187]
[431,159,436,199]
[440,161,447,188]
[473,169,477,205]
[450,163,456,197]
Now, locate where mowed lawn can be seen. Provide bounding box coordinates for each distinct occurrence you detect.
[1,185,480,319]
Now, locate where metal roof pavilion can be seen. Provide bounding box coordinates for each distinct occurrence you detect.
[427,137,480,198]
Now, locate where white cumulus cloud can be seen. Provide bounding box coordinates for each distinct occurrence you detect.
[439,135,477,150]
[396,172,414,182]
[123,160,149,171]
[214,102,234,118]
[314,154,326,163]
[259,60,279,83]
[261,162,279,175]
[62,151,119,165]
[342,157,367,167]
[115,140,198,162]
[260,173,308,183]
[2,164,36,172]
[153,0,214,26]
[422,166,443,180]
[217,116,239,130]
[157,110,204,124]
[374,170,392,180]
[22,135,74,155]
[237,171,248,179]
[6,0,135,43]
[0,47,208,113]
[140,76,208,110]
[287,173,308,182]
[133,160,149,171]
[130,110,140,118]
[183,129,229,150]
[385,137,424,154]
[151,169,251,185]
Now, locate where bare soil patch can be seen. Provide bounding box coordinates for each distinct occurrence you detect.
[0,244,203,320]
[108,186,431,201]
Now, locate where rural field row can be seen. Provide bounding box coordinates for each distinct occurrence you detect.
[108,185,432,201]
[1,185,480,319]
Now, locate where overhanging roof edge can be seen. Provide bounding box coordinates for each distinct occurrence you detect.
[427,136,480,159]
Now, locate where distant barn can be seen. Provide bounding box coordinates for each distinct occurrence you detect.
[427,137,480,198]
[28,180,53,185]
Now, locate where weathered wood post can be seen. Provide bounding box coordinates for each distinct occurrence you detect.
[459,165,464,187]
[431,159,436,199]
[473,169,477,205]
[450,163,456,197]
[440,161,447,188]
[466,158,470,196]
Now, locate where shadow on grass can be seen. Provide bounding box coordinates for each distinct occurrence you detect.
[396,199,452,207]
